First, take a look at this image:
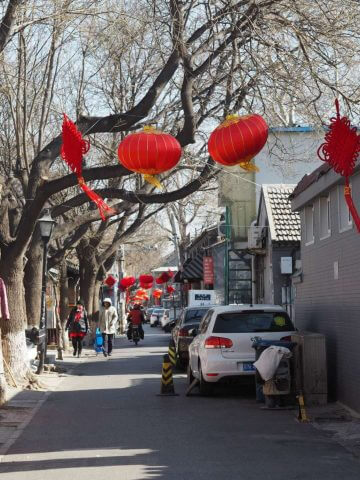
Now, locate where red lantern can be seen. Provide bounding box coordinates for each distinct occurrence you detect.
[139,274,154,284]
[140,282,153,289]
[167,285,175,294]
[117,126,182,188]
[120,276,136,289]
[152,289,163,298]
[208,114,268,171]
[104,275,116,288]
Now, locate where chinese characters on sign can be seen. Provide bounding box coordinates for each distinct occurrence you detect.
[203,256,214,285]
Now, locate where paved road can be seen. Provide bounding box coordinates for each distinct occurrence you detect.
[0,325,359,479]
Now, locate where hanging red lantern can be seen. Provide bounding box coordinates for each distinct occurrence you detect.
[120,276,136,289]
[140,281,153,289]
[152,288,163,298]
[61,114,115,220]
[117,126,182,188]
[318,99,360,232]
[139,274,154,284]
[104,275,117,288]
[208,114,268,172]
[167,285,175,294]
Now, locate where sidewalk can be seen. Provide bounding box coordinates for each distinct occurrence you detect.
[0,348,93,458]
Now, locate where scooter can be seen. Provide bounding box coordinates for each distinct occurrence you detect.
[132,325,140,346]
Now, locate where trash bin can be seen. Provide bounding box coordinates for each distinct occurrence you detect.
[252,339,297,404]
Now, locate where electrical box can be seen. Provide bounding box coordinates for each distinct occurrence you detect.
[281,257,293,274]
[291,331,327,406]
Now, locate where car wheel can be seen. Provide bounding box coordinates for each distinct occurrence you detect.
[199,363,212,396]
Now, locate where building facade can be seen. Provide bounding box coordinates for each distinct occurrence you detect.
[291,164,360,413]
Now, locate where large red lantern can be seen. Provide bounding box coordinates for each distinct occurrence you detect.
[208,114,268,172]
[117,126,182,188]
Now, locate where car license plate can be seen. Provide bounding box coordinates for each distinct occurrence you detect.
[243,363,255,372]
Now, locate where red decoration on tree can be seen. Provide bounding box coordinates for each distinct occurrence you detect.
[61,114,115,220]
[117,126,182,188]
[156,271,173,284]
[208,114,268,171]
[104,275,116,288]
[120,276,136,289]
[139,274,154,285]
[152,289,163,298]
[318,99,360,232]
[167,285,175,294]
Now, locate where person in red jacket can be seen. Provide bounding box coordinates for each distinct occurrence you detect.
[127,304,145,340]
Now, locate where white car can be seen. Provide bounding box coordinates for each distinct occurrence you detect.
[150,308,165,327]
[188,304,296,395]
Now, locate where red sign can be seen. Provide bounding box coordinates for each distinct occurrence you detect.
[203,257,214,285]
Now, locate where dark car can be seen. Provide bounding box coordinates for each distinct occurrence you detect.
[172,306,211,368]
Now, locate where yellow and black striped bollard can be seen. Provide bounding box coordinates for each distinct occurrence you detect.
[297,392,309,422]
[168,339,176,367]
[158,354,178,396]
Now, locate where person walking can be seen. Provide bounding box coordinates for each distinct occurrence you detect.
[65,300,88,358]
[99,298,118,357]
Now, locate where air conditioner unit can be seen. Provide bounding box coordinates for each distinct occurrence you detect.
[248,226,263,249]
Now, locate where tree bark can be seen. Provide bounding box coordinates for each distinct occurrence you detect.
[24,232,42,327]
[0,250,30,380]
[59,259,69,353]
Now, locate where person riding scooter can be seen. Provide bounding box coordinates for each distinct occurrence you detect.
[127,304,145,341]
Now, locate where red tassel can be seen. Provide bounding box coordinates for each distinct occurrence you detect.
[78,177,115,221]
[60,114,89,175]
[60,113,114,221]
[317,100,360,178]
[344,179,360,233]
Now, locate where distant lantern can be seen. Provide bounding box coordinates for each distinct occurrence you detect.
[208,114,268,172]
[104,275,116,288]
[117,126,182,188]
[119,276,136,289]
[167,285,175,294]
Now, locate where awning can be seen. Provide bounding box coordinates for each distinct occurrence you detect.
[174,255,203,282]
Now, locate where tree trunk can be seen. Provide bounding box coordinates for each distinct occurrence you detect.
[59,259,69,354]
[24,232,42,327]
[0,250,30,380]
[0,327,8,404]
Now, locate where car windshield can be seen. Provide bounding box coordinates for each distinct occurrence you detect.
[184,309,208,324]
[153,309,164,314]
[212,311,295,333]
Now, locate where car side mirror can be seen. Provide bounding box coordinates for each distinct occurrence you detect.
[188,328,198,337]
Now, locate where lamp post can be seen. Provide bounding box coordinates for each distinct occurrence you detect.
[36,209,56,374]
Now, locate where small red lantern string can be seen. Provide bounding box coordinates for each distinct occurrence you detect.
[61,114,115,221]
[317,99,360,232]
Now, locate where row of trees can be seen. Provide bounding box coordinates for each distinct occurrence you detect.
[0,0,359,396]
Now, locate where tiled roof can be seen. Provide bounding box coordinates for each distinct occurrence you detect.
[263,185,301,243]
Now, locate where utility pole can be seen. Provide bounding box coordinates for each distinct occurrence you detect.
[169,211,181,314]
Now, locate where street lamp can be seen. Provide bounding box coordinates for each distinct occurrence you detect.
[36,209,56,374]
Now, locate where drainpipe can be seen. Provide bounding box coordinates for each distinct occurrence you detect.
[250,220,257,304]
[224,206,231,305]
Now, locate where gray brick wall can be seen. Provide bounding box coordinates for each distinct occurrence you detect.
[294,176,360,413]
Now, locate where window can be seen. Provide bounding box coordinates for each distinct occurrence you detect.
[304,205,314,245]
[319,195,331,239]
[212,311,295,334]
[338,185,352,232]
[199,310,213,333]
[184,308,209,324]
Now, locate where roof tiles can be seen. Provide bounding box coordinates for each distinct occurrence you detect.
[263,185,301,243]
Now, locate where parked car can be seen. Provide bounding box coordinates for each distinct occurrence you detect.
[145,308,155,323]
[164,319,176,333]
[188,305,296,395]
[160,309,171,329]
[150,308,165,327]
[172,306,211,368]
